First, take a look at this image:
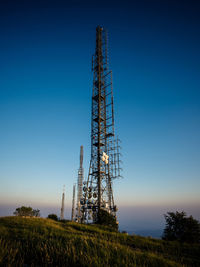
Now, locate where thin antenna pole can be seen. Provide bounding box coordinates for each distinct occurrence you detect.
[60,185,65,220]
[71,183,76,221]
[76,146,84,222]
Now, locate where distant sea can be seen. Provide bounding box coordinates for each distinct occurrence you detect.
[120,228,162,239]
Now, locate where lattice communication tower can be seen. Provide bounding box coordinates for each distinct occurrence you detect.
[81,26,122,223]
[76,145,84,222]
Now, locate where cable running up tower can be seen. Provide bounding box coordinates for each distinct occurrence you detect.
[81,26,121,223]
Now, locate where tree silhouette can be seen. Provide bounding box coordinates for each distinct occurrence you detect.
[14,206,40,217]
[162,211,200,243]
[33,209,40,217]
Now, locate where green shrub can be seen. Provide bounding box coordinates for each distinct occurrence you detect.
[47,214,58,221]
[95,209,118,231]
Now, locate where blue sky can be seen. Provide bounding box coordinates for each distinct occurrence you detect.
[0,0,200,235]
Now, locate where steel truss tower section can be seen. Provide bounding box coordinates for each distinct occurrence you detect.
[76,146,84,222]
[81,26,122,223]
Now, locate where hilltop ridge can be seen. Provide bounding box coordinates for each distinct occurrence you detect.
[0,216,200,266]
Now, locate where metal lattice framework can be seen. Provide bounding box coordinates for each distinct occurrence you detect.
[81,26,122,223]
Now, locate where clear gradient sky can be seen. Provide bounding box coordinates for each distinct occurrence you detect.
[0,0,200,236]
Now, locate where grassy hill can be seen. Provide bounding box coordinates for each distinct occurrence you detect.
[0,216,200,266]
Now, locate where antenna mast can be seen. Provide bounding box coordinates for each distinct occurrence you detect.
[71,183,76,221]
[76,146,84,222]
[60,185,65,220]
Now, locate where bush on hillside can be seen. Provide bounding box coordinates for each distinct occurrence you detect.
[47,214,58,221]
[59,219,70,223]
[162,211,200,243]
[95,209,118,231]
